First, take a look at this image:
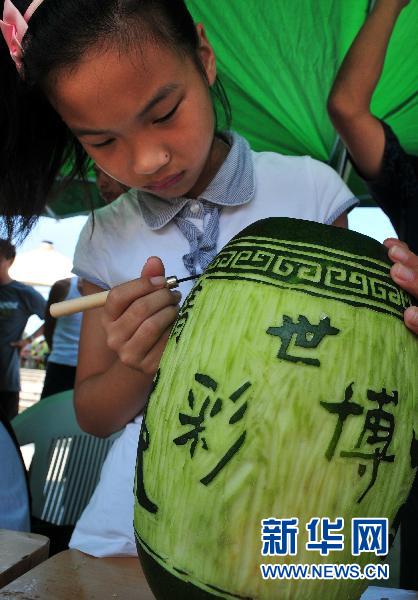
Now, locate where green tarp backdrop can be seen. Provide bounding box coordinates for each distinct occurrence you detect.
[47,0,418,217]
[188,0,418,160]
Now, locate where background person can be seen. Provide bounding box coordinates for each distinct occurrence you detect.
[0,239,45,420]
[327,0,418,586]
[40,163,128,400]
[40,164,128,401]
[40,277,83,399]
[93,164,129,205]
[327,0,417,254]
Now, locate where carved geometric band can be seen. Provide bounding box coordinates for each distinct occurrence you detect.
[206,237,412,320]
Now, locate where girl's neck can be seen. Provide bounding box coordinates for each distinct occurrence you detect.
[186,135,230,199]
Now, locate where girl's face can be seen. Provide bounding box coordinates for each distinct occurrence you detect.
[48,26,225,199]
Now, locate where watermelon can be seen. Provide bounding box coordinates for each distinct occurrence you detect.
[134,218,418,599]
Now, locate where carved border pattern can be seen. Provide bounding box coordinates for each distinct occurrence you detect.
[204,237,412,320]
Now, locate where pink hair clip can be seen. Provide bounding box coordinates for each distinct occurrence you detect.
[0,0,45,73]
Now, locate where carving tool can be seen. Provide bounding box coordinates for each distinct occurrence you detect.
[50,274,200,318]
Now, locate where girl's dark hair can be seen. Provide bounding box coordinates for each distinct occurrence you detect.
[0,0,231,240]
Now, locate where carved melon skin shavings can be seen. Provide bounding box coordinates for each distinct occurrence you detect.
[134,217,418,600]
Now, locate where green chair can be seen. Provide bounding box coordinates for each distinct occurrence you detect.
[12,390,121,528]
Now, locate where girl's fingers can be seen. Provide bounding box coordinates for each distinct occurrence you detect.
[385,240,418,299]
[105,256,166,321]
[138,327,172,375]
[140,256,165,280]
[105,276,167,320]
[384,237,409,251]
[106,288,181,351]
[104,254,180,372]
[391,262,417,287]
[390,265,418,302]
[117,304,179,369]
[385,241,418,335]
[389,264,418,300]
[404,307,418,336]
[387,243,417,268]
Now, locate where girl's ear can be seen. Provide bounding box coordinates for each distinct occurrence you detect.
[195,23,216,86]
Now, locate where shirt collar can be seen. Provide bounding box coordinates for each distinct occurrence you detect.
[136,131,255,230]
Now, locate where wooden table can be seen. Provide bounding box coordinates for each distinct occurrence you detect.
[2,546,416,600]
[0,549,155,598]
[0,529,50,589]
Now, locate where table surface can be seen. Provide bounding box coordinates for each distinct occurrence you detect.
[0,549,155,599]
[1,546,416,600]
[0,529,50,589]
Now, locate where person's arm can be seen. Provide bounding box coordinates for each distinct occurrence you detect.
[10,323,45,351]
[385,239,418,335]
[327,0,410,179]
[331,213,348,228]
[44,279,71,350]
[74,257,181,438]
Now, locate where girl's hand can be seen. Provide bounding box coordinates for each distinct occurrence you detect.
[102,256,181,374]
[384,238,418,335]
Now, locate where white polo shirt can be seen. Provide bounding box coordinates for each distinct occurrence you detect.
[74,132,356,295]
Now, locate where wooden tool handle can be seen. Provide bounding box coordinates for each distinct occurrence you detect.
[50,290,109,318]
[49,274,185,318]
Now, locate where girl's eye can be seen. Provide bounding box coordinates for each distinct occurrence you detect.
[90,139,114,148]
[154,101,181,124]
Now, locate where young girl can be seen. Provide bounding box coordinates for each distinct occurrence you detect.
[1,0,417,556]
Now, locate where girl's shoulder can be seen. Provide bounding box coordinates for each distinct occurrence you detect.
[77,190,141,247]
[73,190,143,289]
[250,148,342,188]
[251,148,327,173]
[246,147,356,223]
